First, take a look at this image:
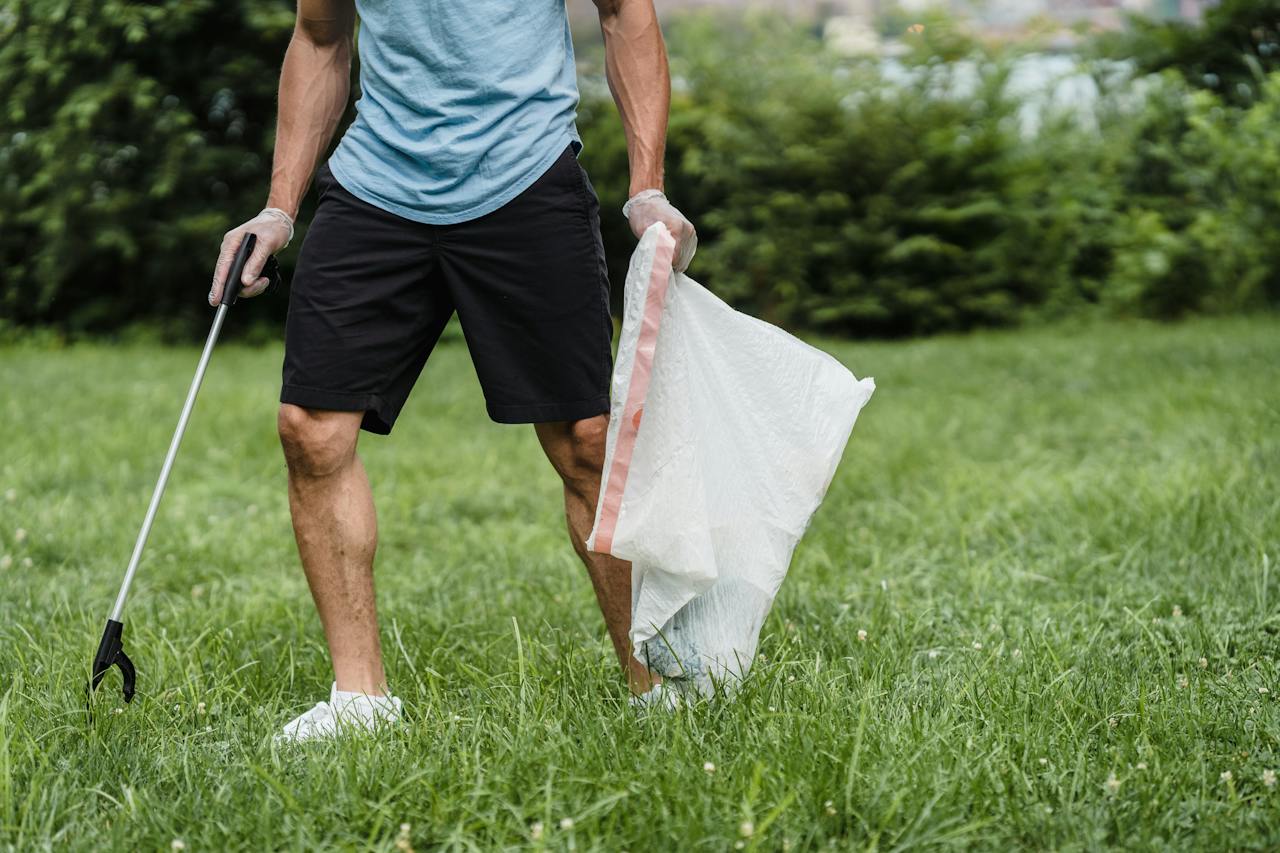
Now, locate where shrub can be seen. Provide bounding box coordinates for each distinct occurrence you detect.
[2,6,1276,338]
[0,0,300,337]
[1103,0,1280,107]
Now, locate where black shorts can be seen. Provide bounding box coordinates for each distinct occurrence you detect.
[282,144,613,434]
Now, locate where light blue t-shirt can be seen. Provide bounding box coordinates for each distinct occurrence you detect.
[327,0,581,225]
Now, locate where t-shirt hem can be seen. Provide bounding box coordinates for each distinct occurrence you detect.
[325,128,582,226]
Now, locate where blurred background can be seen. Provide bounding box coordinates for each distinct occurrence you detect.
[1,0,1276,340]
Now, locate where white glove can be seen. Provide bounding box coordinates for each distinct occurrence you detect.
[208,208,294,305]
[623,190,697,273]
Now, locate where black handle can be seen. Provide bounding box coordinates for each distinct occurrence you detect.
[220,234,256,307]
[219,233,283,307]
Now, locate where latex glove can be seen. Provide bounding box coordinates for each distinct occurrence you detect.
[623,190,697,273]
[208,208,294,305]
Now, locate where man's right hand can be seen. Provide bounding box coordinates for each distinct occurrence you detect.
[209,208,294,306]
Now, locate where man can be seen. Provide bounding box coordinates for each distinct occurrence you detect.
[208,0,696,741]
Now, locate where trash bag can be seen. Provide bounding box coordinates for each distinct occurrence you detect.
[587,223,875,697]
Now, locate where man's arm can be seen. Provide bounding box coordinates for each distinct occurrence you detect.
[594,0,697,271]
[210,0,355,304]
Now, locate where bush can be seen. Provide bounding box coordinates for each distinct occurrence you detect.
[579,15,1280,335]
[583,17,1041,336]
[2,6,1277,339]
[1074,71,1280,318]
[1102,0,1280,106]
[0,0,301,337]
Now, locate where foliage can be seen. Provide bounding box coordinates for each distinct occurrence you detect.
[3,317,1280,849]
[2,5,1279,338]
[1101,0,1280,106]
[581,17,1036,336]
[0,0,299,336]
[580,16,1280,335]
[1074,72,1280,318]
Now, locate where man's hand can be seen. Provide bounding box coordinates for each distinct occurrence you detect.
[208,209,294,305]
[624,190,697,272]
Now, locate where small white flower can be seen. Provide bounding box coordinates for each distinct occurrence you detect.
[1263,769,1277,788]
[704,761,716,773]
[768,706,777,712]
[824,799,836,816]
[1136,762,1148,770]
[927,649,940,659]
[196,702,206,715]
[734,843,745,851]
[739,820,754,838]
[113,707,123,715]
[399,823,411,835]
[972,641,983,650]
[1171,605,1183,618]
[1199,657,1208,669]
[787,675,795,683]
[1105,772,1121,794]
[529,821,544,840]
[1044,806,1053,814]
[757,654,767,663]
[1220,770,1233,783]
[14,528,26,543]
[1259,687,1270,695]
[559,818,574,831]
[171,841,186,852]
[1011,648,1021,658]
[1177,675,1189,689]
[20,557,31,569]
[1038,758,1048,766]
[1109,716,1119,728]
[857,629,868,642]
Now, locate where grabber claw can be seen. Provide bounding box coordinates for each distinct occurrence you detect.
[87,619,137,706]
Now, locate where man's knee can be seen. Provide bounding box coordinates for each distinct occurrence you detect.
[278,404,360,478]
[545,415,608,487]
[568,415,608,473]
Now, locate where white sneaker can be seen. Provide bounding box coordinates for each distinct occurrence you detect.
[274,683,403,743]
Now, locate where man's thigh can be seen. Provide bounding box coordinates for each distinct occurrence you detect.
[435,145,614,426]
[282,163,453,435]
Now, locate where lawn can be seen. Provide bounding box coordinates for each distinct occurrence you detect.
[2,315,1279,851]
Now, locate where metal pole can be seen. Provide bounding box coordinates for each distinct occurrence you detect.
[108,304,230,621]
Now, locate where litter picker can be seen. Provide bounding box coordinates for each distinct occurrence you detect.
[87,235,280,707]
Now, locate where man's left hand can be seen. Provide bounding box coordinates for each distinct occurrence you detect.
[623,190,697,272]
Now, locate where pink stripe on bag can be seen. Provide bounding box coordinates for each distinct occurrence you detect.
[593,230,677,555]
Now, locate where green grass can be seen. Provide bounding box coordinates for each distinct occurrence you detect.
[2,316,1279,851]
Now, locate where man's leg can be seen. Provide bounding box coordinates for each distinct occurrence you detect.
[535,415,658,694]
[278,403,387,696]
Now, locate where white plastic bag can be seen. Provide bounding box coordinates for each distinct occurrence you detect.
[587,223,875,696]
